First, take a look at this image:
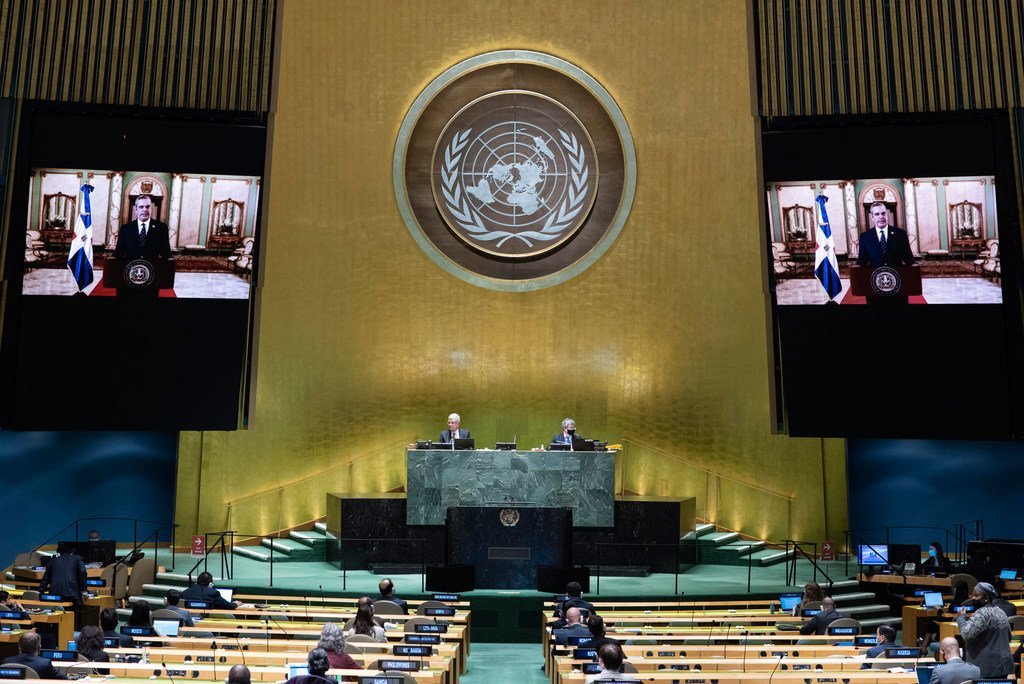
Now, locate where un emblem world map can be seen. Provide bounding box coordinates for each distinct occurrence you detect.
[432,91,599,258]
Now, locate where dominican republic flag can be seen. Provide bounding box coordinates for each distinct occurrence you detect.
[814,194,842,301]
[67,184,95,291]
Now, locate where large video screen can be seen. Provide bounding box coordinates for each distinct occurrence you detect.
[24,168,259,298]
[0,102,267,430]
[768,175,1001,305]
[762,112,1024,439]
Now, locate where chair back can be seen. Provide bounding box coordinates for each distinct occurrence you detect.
[13,552,43,568]
[1007,615,1024,631]
[415,600,449,615]
[20,591,40,601]
[826,617,861,634]
[151,608,184,623]
[949,573,978,602]
[621,661,639,673]
[799,600,822,615]
[3,664,39,679]
[346,634,377,644]
[126,557,156,598]
[100,563,129,600]
[403,616,432,633]
[372,599,404,615]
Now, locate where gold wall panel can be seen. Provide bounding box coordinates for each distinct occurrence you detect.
[176,0,848,546]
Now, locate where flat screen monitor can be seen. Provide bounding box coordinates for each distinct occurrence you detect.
[215,588,234,604]
[922,591,944,608]
[999,568,1018,580]
[452,438,475,450]
[778,592,802,611]
[1,101,268,431]
[858,544,888,565]
[153,619,180,637]
[286,664,308,679]
[761,112,1024,439]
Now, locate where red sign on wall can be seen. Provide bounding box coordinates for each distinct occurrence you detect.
[191,536,206,557]
[821,540,835,561]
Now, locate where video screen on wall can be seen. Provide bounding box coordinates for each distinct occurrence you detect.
[762,112,1024,439]
[24,168,259,298]
[0,102,267,430]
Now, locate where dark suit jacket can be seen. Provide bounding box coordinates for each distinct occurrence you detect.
[114,219,172,261]
[39,553,86,598]
[375,595,408,614]
[438,429,470,443]
[799,607,849,635]
[2,653,65,679]
[857,227,915,267]
[180,583,238,610]
[553,622,592,645]
[103,629,135,648]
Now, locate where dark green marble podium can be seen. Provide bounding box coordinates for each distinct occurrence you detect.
[405,448,615,527]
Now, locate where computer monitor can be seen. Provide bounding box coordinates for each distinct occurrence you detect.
[215,588,234,604]
[922,591,944,608]
[858,544,889,565]
[999,568,1018,580]
[570,437,595,451]
[452,438,475,450]
[153,619,181,637]
[87,540,117,565]
[778,592,802,611]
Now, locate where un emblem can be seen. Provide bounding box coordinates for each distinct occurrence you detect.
[870,267,902,296]
[123,259,155,288]
[499,508,520,527]
[396,51,635,291]
[433,92,597,258]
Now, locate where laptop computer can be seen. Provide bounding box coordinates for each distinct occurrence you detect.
[922,591,944,608]
[452,438,475,450]
[153,619,181,637]
[778,592,802,611]
[216,587,234,604]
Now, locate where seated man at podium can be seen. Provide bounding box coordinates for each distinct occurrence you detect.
[551,418,580,446]
[857,202,916,267]
[439,413,470,443]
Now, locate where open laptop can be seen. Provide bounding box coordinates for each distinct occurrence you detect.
[216,587,234,604]
[778,592,802,612]
[286,664,309,679]
[153,619,181,637]
[999,568,1019,580]
[452,438,475,450]
[922,591,944,609]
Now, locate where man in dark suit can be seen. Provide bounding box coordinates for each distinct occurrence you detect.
[857,201,916,267]
[114,194,172,262]
[2,632,65,679]
[550,581,595,629]
[438,413,470,443]
[553,607,592,645]
[930,636,980,684]
[180,571,240,610]
[551,418,580,446]
[861,623,898,668]
[101,607,135,647]
[375,578,408,614]
[39,551,86,605]
[798,596,849,635]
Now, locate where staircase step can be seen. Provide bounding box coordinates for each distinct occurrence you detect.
[314,522,329,535]
[752,549,794,566]
[142,583,186,597]
[697,532,740,547]
[718,541,767,555]
[843,603,891,618]
[860,616,902,629]
[289,531,328,544]
[232,546,271,562]
[261,538,298,555]
[832,592,877,604]
[682,523,717,541]
[157,572,193,584]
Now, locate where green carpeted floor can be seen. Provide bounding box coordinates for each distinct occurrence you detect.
[460,643,548,683]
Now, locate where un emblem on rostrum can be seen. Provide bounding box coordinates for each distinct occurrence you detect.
[433,92,597,258]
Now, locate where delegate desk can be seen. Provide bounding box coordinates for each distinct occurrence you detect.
[406,448,615,527]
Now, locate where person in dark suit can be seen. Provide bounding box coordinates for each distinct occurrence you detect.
[798,596,849,635]
[553,607,592,645]
[551,418,581,446]
[857,201,916,267]
[930,636,980,684]
[375,578,408,614]
[550,581,595,629]
[114,194,172,262]
[39,551,86,605]
[861,623,898,668]
[180,571,240,610]
[101,607,135,647]
[2,632,66,679]
[438,413,470,443]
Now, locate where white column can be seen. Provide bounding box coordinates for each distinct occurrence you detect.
[106,172,123,249]
[903,178,919,255]
[843,181,858,259]
[169,173,183,248]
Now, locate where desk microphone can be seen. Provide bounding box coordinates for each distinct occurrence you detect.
[161,661,177,684]
[721,621,732,658]
[233,636,246,665]
[767,652,783,683]
[318,585,326,610]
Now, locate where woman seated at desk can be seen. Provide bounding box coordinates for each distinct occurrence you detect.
[921,541,952,574]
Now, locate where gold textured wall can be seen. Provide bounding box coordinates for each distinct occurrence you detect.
[175,0,848,546]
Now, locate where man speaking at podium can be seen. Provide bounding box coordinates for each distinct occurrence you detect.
[114,194,171,262]
[857,202,915,267]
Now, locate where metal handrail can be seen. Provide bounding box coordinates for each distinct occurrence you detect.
[186,530,235,586]
[842,522,983,575]
[17,517,178,567]
[333,537,427,593]
[783,539,833,589]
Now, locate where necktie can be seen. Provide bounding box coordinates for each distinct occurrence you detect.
[879,230,887,260]
[139,223,148,246]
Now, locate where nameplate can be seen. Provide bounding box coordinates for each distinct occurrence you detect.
[0,626,11,633]
[196,656,214,663]
[40,650,76,661]
[393,645,432,657]
[573,648,597,660]
[39,594,63,602]
[184,600,212,610]
[886,647,919,658]
[102,638,119,648]
[854,636,876,647]
[770,651,787,657]
[0,667,25,679]
[405,634,440,644]
[377,660,420,672]
[431,593,459,602]
[658,651,676,657]
[828,626,857,635]
[358,677,404,684]
[802,609,821,616]
[566,635,593,646]
[552,594,569,603]
[0,612,25,621]
[424,607,456,616]
[166,670,188,677]
[122,626,155,636]
[414,623,447,633]
[86,578,106,587]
